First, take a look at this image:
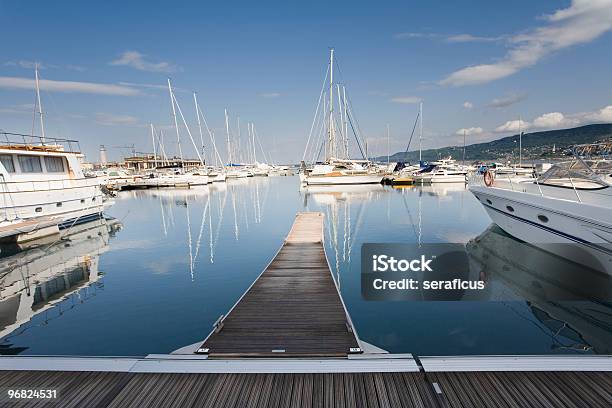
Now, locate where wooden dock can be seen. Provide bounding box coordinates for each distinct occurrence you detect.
[0,364,610,407]
[198,212,361,357]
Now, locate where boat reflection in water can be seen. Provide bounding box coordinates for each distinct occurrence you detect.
[467,224,612,354]
[0,218,122,354]
[300,184,389,289]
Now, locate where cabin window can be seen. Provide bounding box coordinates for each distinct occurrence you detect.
[17,155,42,173]
[45,156,65,172]
[0,155,15,173]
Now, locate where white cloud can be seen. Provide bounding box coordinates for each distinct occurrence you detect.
[110,51,178,73]
[390,96,422,104]
[494,119,531,133]
[0,76,140,96]
[394,32,503,43]
[4,60,54,69]
[582,105,612,122]
[462,101,473,109]
[532,112,579,129]
[446,34,505,43]
[0,103,35,115]
[440,1,612,86]
[260,92,281,98]
[456,127,483,136]
[393,32,438,40]
[95,113,140,127]
[487,93,527,108]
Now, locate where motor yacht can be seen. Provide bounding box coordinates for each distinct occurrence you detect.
[469,156,612,273]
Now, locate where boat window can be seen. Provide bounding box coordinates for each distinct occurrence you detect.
[45,156,65,172]
[537,158,610,189]
[17,155,43,173]
[0,154,15,173]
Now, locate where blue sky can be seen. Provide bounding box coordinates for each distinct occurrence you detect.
[1,0,611,162]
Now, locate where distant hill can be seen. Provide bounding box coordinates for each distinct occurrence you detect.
[378,123,612,163]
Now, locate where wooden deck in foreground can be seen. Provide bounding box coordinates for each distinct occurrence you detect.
[198,212,360,357]
[0,369,610,407]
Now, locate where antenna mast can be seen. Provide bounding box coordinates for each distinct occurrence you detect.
[35,65,46,143]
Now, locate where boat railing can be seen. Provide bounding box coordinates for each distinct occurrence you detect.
[0,132,81,153]
[468,170,588,203]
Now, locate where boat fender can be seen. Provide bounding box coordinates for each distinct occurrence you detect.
[484,170,494,187]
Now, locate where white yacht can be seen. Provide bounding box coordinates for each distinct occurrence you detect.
[0,134,107,232]
[413,159,468,183]
[469,155,612,273]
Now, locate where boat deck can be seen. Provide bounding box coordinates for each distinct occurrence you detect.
[198,212,360,357]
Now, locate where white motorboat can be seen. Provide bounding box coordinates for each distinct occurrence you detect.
[0,136,108,230]
[413,159,468,183]
[469,156,612,273]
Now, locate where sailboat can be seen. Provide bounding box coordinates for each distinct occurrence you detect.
[300,49,384,186]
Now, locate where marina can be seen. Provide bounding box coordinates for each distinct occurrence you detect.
[1,176,611,357]
[1,1,612,404]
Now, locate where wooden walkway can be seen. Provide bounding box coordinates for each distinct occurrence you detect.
[198,212,360,357]
[0,369,610,407]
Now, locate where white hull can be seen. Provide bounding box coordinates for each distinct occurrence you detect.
[470,185,612,274]
[210,173,227,182]
[0,176,106,228]
[415,174,467,183]
[305,174,383,186]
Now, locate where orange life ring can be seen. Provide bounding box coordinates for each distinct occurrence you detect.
[483,170,494,187]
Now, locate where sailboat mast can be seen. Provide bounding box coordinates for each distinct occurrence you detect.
[387,124,390,165]
[225,109,231,166]
[251,123,257,163]
[34,65,46,143]
[342,85,348,158]
[193,92,206,161]
[419,101,423,163]
[463,129,466,165]
[518,115,522,166]
[328,48,335,160]
[168,78,183,164]
[150,123,157,169]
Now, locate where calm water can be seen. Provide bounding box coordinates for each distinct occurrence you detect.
[1,175,610,356]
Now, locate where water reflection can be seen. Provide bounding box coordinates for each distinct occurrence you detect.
[467,225,612,353]
[0,177,609,356]
[302,182,612,354]
[0,218,122,354]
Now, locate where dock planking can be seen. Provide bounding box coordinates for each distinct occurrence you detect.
[0,370,610,407]
[198,212,360,357]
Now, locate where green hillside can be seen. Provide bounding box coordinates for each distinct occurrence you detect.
[380,123,612,163]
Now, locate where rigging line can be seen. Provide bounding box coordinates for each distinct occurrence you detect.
[302,64,330,162]
[309,99,327,163]
[346,108,366,160]
[197,103,225,170]
[344,89,369,157]
[404,111,421,159]
[172,93,204,165]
